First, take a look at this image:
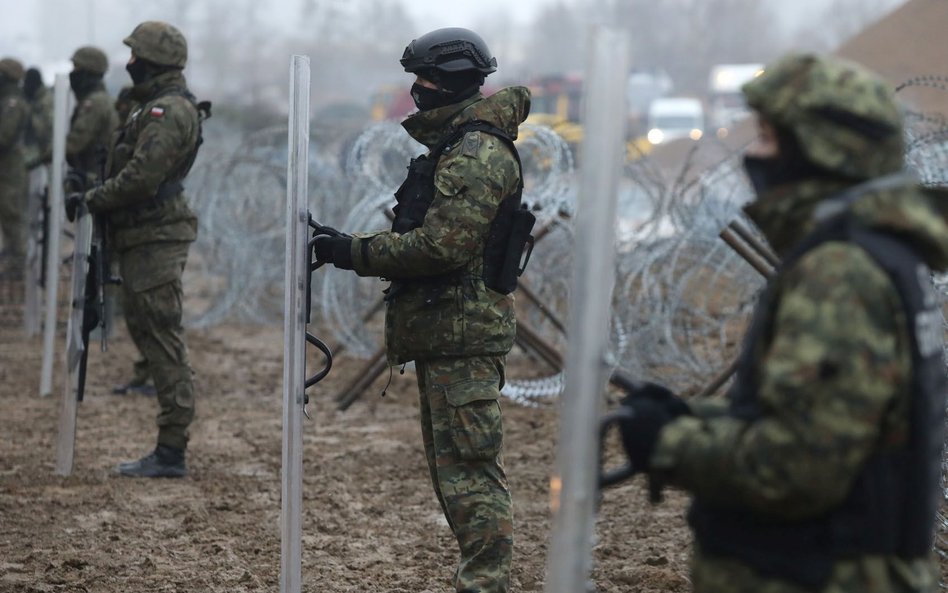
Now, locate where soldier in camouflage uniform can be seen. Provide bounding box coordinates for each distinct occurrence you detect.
[0,58,28,262]
[67,21,201,478]
[66,47,119,183]
[22,67,53,170]
[314,28,530,593]
[65,47,154,397]
[611,53,948,593]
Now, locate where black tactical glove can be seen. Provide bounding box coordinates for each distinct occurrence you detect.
[615,397,673,474]
[64,169,89,194]
[65,192,87,223]
[313,234,353,270]
[624,381,691,418]
[312,223,350,239]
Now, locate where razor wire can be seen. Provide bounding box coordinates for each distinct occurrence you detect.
[181,86,948,402]
[124,79,948,581]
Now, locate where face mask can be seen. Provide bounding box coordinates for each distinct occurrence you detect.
[410,82,453,112]
[742,155,789,196]
[23,73,41,100]
[126,60,150,85]
[69,70,98,96]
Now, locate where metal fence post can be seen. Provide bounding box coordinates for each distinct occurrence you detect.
[281,54,310,593]
[544,25,630,593]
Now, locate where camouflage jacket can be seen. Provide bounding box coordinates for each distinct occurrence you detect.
[350,87,531,364]
[87,71,198,252]
[651,180,948,593]
[0,81,27,162]
[23,84,53,168]
[67,83,118,178]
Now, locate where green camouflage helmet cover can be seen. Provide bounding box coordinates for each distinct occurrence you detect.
[742,53,904,180]
[0,57,24,81]
[71,46,109,75]
[123,21,187,68]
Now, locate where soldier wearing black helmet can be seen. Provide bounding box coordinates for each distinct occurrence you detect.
[312,27,531,593]
[67,21,205,479]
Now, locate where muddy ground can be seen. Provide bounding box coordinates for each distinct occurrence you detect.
[0,318,693,593]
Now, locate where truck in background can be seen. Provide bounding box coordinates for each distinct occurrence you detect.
[707,63,764,139]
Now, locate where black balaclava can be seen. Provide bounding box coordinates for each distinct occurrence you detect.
[742,126,832,195]
[126,59,151,85]
[69,69,101,98]
[126,57,177,86]
[23,68,42,100]
[411,69,484,112]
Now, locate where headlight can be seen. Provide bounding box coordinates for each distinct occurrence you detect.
[647,128,664,145]
[689,129,703,141]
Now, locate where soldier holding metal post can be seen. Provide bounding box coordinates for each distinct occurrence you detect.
[66,21,207,478]
[312,27,533,593]
[603,53,948,593]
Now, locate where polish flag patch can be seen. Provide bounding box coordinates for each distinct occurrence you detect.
[149,106,165,117]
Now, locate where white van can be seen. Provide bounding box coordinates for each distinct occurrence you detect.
[708,63,764,137]
[646,97,705,145]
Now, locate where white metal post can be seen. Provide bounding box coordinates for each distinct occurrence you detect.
[55,212,92,476]
[281,54,310,593]
[40,74,68,397]
[544,26,629,593]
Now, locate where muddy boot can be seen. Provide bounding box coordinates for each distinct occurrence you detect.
[116,445,187,478]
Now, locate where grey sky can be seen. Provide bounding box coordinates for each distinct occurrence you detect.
[0,0,907,66]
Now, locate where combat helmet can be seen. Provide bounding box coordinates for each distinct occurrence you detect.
[123,21,187,68]
[71,46,109,75]
[401,28,497,75]
[742,53,904,180]
[0,58,25,81]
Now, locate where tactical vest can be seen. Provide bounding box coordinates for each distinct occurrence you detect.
[114,86,210,212]
[151,87,210,206]
[689,214,947,589]
[389,120,534,295]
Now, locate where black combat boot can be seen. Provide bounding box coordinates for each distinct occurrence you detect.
[111,382,157,397]
[116,445,187,478]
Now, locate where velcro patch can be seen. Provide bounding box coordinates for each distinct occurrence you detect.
[149,106,165,118]
[460,131,480,158]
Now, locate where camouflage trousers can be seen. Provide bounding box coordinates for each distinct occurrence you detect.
[119,241,195,451]
[415,355,513,593]
[0,156,27,257]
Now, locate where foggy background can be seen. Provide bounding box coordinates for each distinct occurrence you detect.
[0,0,907,131]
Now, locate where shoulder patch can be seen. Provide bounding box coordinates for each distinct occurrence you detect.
[460,131,480,158]
[149,106,165,118]
[81,99,93,109]
[7,98,17,108]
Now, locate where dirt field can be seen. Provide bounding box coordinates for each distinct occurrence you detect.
[0,320,693,593]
